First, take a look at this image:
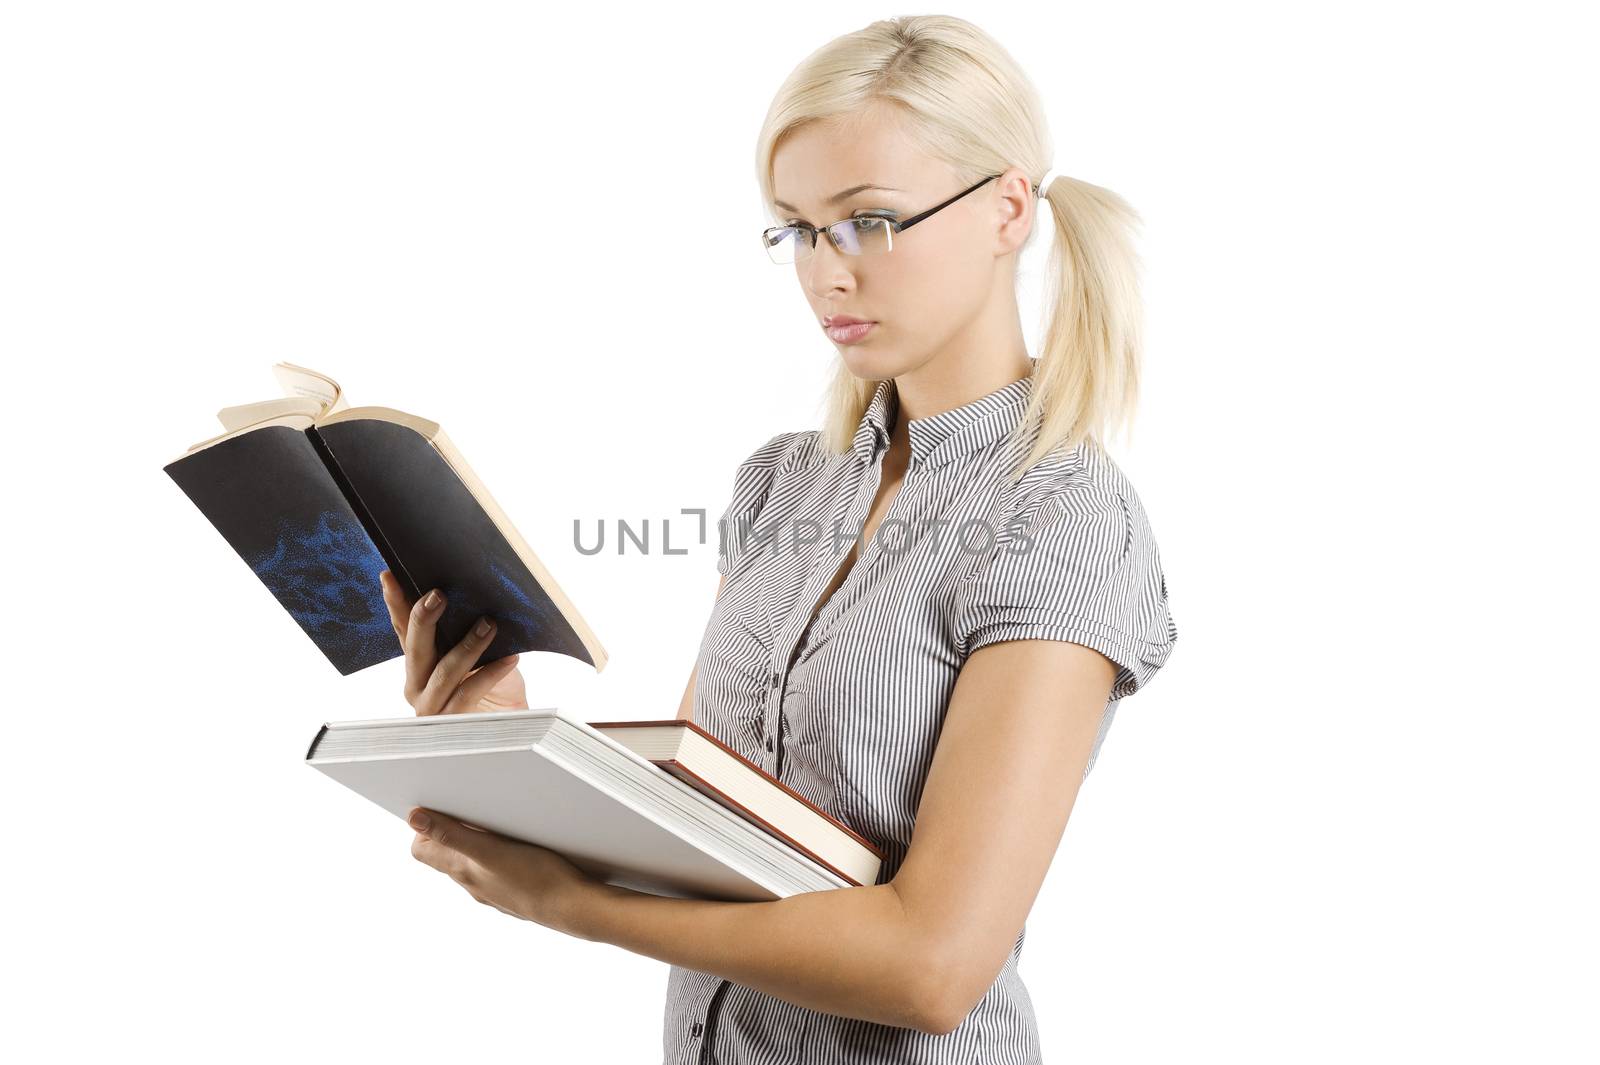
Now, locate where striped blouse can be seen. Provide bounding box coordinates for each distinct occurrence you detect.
[665,367,1177,1064]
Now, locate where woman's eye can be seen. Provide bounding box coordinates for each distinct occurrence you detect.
[781,211,894,228]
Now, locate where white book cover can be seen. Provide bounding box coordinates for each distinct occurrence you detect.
[305,705,850,901]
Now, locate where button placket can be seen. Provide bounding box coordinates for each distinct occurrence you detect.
[769,460,877,714]
[762,443,888,786]
[765,668,780,758]
[791,450,922,675]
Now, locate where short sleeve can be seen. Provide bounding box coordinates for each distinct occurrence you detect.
[955,482,1177,700]
[715,431,810,577]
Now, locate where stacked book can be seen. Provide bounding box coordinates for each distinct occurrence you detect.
[306,707,883,900]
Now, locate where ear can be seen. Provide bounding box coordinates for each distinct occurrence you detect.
[994,167,1038,255]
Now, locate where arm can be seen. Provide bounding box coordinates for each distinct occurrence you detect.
[674,665,698,721]
[892,638,1116,1033]
[673,574,725,721]
[569,636,1112,1035]
[571,869,931,1031]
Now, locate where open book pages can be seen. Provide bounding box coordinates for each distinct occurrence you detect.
[213,362,351,434]
[180,362,352,457]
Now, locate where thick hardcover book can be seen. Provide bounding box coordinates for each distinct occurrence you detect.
[590,717,885,888]
[163,363,606,676]
[306,707,872,901]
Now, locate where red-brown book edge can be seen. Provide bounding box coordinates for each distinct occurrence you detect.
[586,717,886,886]
[650,763,871,888]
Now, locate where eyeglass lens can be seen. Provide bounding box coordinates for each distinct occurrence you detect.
[764,218,892,264]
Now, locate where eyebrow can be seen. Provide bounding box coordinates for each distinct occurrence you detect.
[772,183,904,214]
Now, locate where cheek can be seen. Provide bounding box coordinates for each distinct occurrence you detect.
[879,251,984,334]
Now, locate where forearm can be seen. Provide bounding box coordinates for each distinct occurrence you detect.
[566,879,937,1031]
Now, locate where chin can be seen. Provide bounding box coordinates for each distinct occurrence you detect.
[838,344,907,382]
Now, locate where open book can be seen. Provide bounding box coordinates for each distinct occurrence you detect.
[307,707,885,900]
[163,363,606,676]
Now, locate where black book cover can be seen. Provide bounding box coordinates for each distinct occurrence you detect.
[164,417,596,676]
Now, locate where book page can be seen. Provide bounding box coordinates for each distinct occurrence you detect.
[215,396,325,433]
[272,361,347,412]
[213,362,349,432]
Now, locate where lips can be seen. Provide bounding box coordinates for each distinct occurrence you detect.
[823,318,876,344]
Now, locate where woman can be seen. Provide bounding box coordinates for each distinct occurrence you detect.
[382,14,1177,1064]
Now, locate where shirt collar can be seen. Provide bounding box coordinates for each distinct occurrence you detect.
[850,368,1037,470]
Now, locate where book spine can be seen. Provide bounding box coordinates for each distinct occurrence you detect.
[306,425,419,602]
[304,723,330,761]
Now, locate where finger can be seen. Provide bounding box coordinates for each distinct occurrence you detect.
[409,807,500,864]
[442,654,521,715]
[410,826,459,876]
[379,570,414,642]
[403,588,449,711]
[418,614,498,712]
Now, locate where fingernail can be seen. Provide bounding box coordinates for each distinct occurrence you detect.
[424,590,441,611]
[475,617,493,637]
[409,810,430,832]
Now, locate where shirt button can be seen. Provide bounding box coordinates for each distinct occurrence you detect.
[765,737,774,752]
[690,1022,703,1037]
[770,671,780,688]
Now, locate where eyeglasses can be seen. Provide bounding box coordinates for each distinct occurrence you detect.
[761,173,1002,265]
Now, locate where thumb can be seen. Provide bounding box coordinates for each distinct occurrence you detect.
[408,808,497,857]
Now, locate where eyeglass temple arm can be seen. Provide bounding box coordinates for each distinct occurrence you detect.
[893,173,1003,233]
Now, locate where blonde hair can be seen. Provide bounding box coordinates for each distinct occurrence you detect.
[755,15,1144,483]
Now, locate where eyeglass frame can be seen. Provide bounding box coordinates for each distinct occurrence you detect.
[761,172,1004,263]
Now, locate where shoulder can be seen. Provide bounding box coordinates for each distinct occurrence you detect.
[958,439,1177,697]
[730,428,824,478]
[717,428,824,519]
[721,429,824,499]
[990,438,1155,555]
[715,430,824,577]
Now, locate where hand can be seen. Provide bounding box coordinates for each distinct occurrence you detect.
[407,805,601,936]
[379,569,529,716]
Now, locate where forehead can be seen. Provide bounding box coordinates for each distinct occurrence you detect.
[770,107,943,212]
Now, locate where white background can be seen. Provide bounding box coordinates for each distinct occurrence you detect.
[4,2,1595,1062]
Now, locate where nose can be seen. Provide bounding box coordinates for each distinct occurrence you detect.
[802,230,856,300]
